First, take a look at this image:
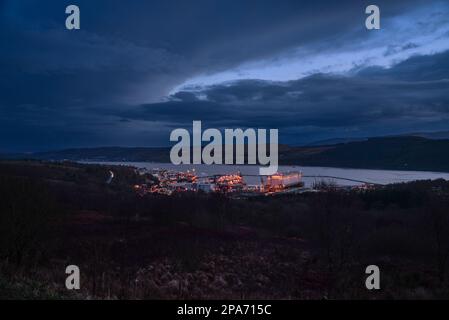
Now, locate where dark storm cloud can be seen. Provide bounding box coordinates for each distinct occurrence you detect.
[1,0,433,104]
[121,51,449,145]
[359,51,449,81]
[0,0,448,151]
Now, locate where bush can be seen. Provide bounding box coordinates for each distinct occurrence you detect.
[0,175,59,266]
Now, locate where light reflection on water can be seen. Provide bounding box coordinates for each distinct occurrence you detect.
[87,162,449,188]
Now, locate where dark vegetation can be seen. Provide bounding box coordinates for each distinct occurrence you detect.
[1,160,449,299]
[285,136,449,172]
[10,136,449,172]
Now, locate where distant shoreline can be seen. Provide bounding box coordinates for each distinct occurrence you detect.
[82,160,449,188]
[4,136,449,173]
[81,160,449,175]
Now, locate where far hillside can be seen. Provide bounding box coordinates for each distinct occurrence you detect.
[283,136,449,172]
[3,136,449,172]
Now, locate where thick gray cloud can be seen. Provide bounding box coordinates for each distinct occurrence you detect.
[1,0,448,151]
[121,51,449,145]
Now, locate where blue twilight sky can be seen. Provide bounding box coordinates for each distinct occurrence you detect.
[1,0,449,152]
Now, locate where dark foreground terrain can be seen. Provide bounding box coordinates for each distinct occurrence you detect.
[1,160,449,299]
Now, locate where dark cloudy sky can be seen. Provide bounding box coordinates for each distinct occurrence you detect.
[1,0,449,152]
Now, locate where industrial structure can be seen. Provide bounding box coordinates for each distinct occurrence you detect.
[133,169,304,197]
